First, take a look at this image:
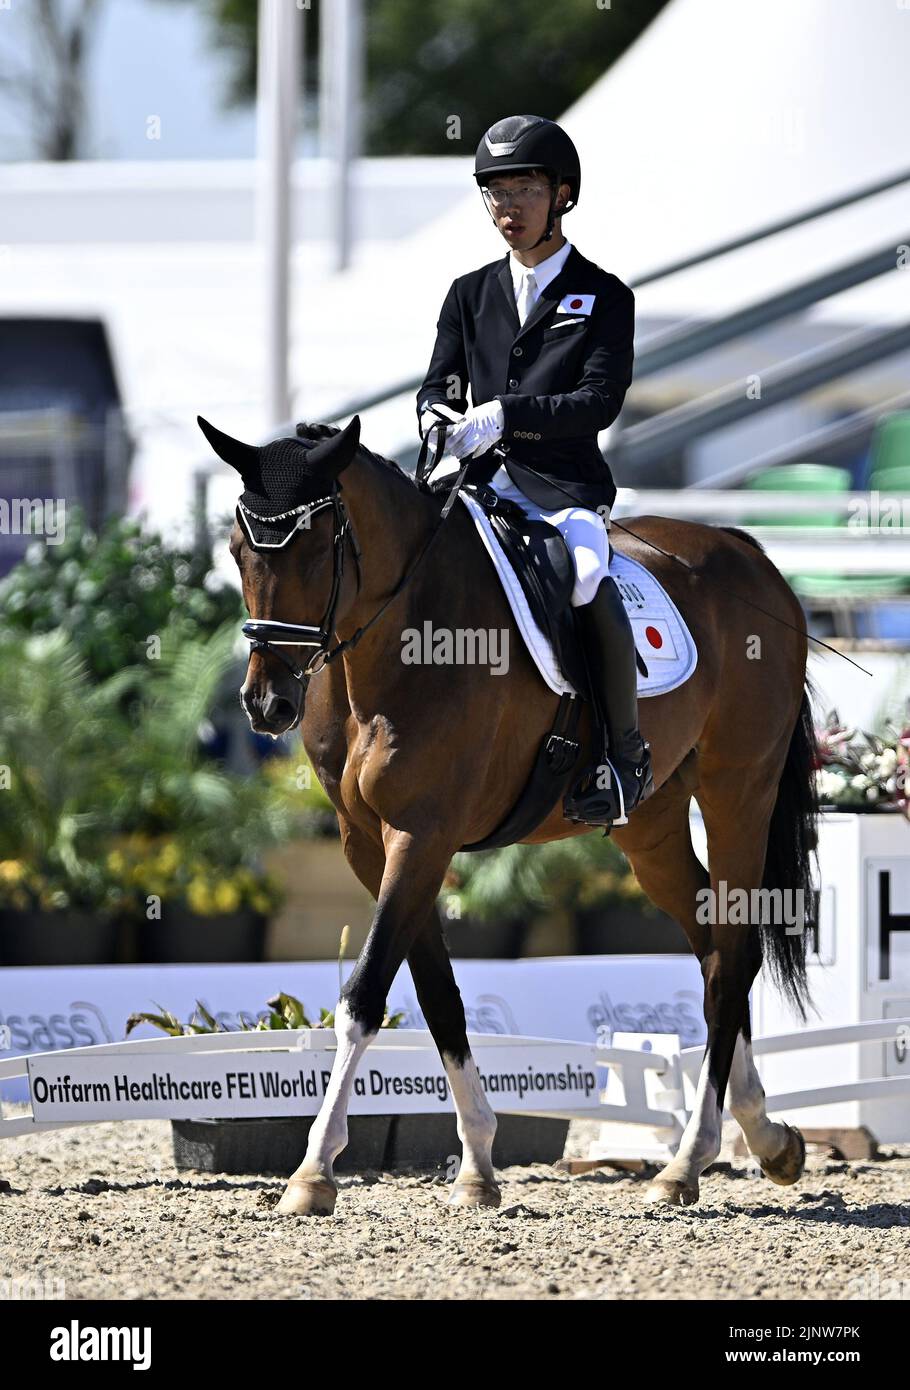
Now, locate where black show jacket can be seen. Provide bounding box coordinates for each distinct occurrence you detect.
[416,243,634,512]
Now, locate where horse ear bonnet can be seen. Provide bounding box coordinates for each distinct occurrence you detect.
[196,414,361,548]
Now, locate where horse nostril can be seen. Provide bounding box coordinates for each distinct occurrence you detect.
[262,694,298,728]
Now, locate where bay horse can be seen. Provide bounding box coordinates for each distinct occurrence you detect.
[207,413,816,1215]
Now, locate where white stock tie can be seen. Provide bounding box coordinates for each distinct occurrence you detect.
[516,268,539,326]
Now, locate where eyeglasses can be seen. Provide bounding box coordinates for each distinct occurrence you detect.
[481,183,554,210]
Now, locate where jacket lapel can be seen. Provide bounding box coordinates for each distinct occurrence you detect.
[496,258,520,331]
[497,244,583,344]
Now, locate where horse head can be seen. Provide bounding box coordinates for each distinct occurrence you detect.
[197,413,361,736]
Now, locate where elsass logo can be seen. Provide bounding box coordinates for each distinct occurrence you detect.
[50,1320,151,1371]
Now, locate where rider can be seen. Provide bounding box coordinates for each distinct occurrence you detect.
[416,113,653,828]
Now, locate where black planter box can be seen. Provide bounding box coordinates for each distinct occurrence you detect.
[138,908,266,963]
[573,904,689,954]
[0,910,120,966]
[171,1116,391,1175]
[389,1113,570,1169]
[171,1112,569,1176]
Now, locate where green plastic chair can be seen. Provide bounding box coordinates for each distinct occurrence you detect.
[742,462,907,605]
[742,463,851,527]
[869,412,910,479]
[868,463,910,496]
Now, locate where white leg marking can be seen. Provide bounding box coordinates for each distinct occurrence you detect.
[443,1054,497,1188]
[648,1054,721,1200]
[673,1053,723,1174]
[296,999,374,1181]
[728,1033,791,1163]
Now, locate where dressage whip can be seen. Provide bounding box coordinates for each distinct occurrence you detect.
[483,446,874,678]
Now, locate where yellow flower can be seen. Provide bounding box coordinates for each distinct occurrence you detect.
[0,861,25,884]
[187,879,215,915]
[213,881,241,914]
[106,851,126,875]
[157,842,180,873]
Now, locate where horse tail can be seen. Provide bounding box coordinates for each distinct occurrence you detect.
[760,678,819,1019]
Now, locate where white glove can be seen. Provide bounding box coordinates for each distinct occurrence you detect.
[446,400,505,459]
[419,402,463,440]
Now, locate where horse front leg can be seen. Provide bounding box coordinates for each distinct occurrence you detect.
[407,917,500,1208]
[276,824,454,1217]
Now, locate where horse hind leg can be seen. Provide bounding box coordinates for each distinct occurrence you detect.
[728,1021,806,1185]
[619,783,792,1206]
[616,787,719,1205]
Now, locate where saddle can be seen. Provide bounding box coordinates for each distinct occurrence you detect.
[414,431,641,852]
[455,482,593,853]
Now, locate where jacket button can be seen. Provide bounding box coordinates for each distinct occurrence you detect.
[508,378,519,389]
[534,432,541,440]
[513,346,523,357]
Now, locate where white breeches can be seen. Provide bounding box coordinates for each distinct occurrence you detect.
[489,464,611,607]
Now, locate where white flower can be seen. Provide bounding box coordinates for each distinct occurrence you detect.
[816,770,847,799]
[880,748,898,774]
[851,774,869,791]
[866,786,880,802]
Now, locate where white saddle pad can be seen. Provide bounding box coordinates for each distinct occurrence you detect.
[460,492,698,699]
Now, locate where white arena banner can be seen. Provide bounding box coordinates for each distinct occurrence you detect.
[1,956,704,1103]
[26,1040,602,1122]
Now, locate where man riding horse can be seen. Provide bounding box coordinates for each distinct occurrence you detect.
[417,113,653,828]
[197,114,815,1217]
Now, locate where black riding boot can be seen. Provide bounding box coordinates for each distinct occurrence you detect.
[563,574,654,828]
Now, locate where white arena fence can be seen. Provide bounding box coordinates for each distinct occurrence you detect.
[2,1020,909,1156]
[681,1018,910,1115]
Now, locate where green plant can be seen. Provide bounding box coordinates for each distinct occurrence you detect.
[440,834,651,925]
[127,992,404,1036]
[0,509,242,683]
[0,623,311,914]
[0,630,141,909]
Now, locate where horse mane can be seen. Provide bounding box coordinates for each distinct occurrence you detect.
[296,422,416,487]
[721,524,766,554]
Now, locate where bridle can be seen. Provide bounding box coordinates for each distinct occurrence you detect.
[240,424,470,683]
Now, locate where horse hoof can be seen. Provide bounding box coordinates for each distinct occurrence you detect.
[275,1175,337,1217]
[760,1123,806,1186]
[644,1177,699,1207]
[448,1179,501,1210]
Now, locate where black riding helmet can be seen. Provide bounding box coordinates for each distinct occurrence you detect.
[474,114,581,249]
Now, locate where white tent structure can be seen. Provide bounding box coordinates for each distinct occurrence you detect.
[319,0,910,459]
[1,0,909,528]
[247,0,910,493]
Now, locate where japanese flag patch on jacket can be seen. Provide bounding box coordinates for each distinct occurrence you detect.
[555,293,596,316]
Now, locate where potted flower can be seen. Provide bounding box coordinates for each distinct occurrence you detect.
[814,708,910,815]
[108,837,284,963]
